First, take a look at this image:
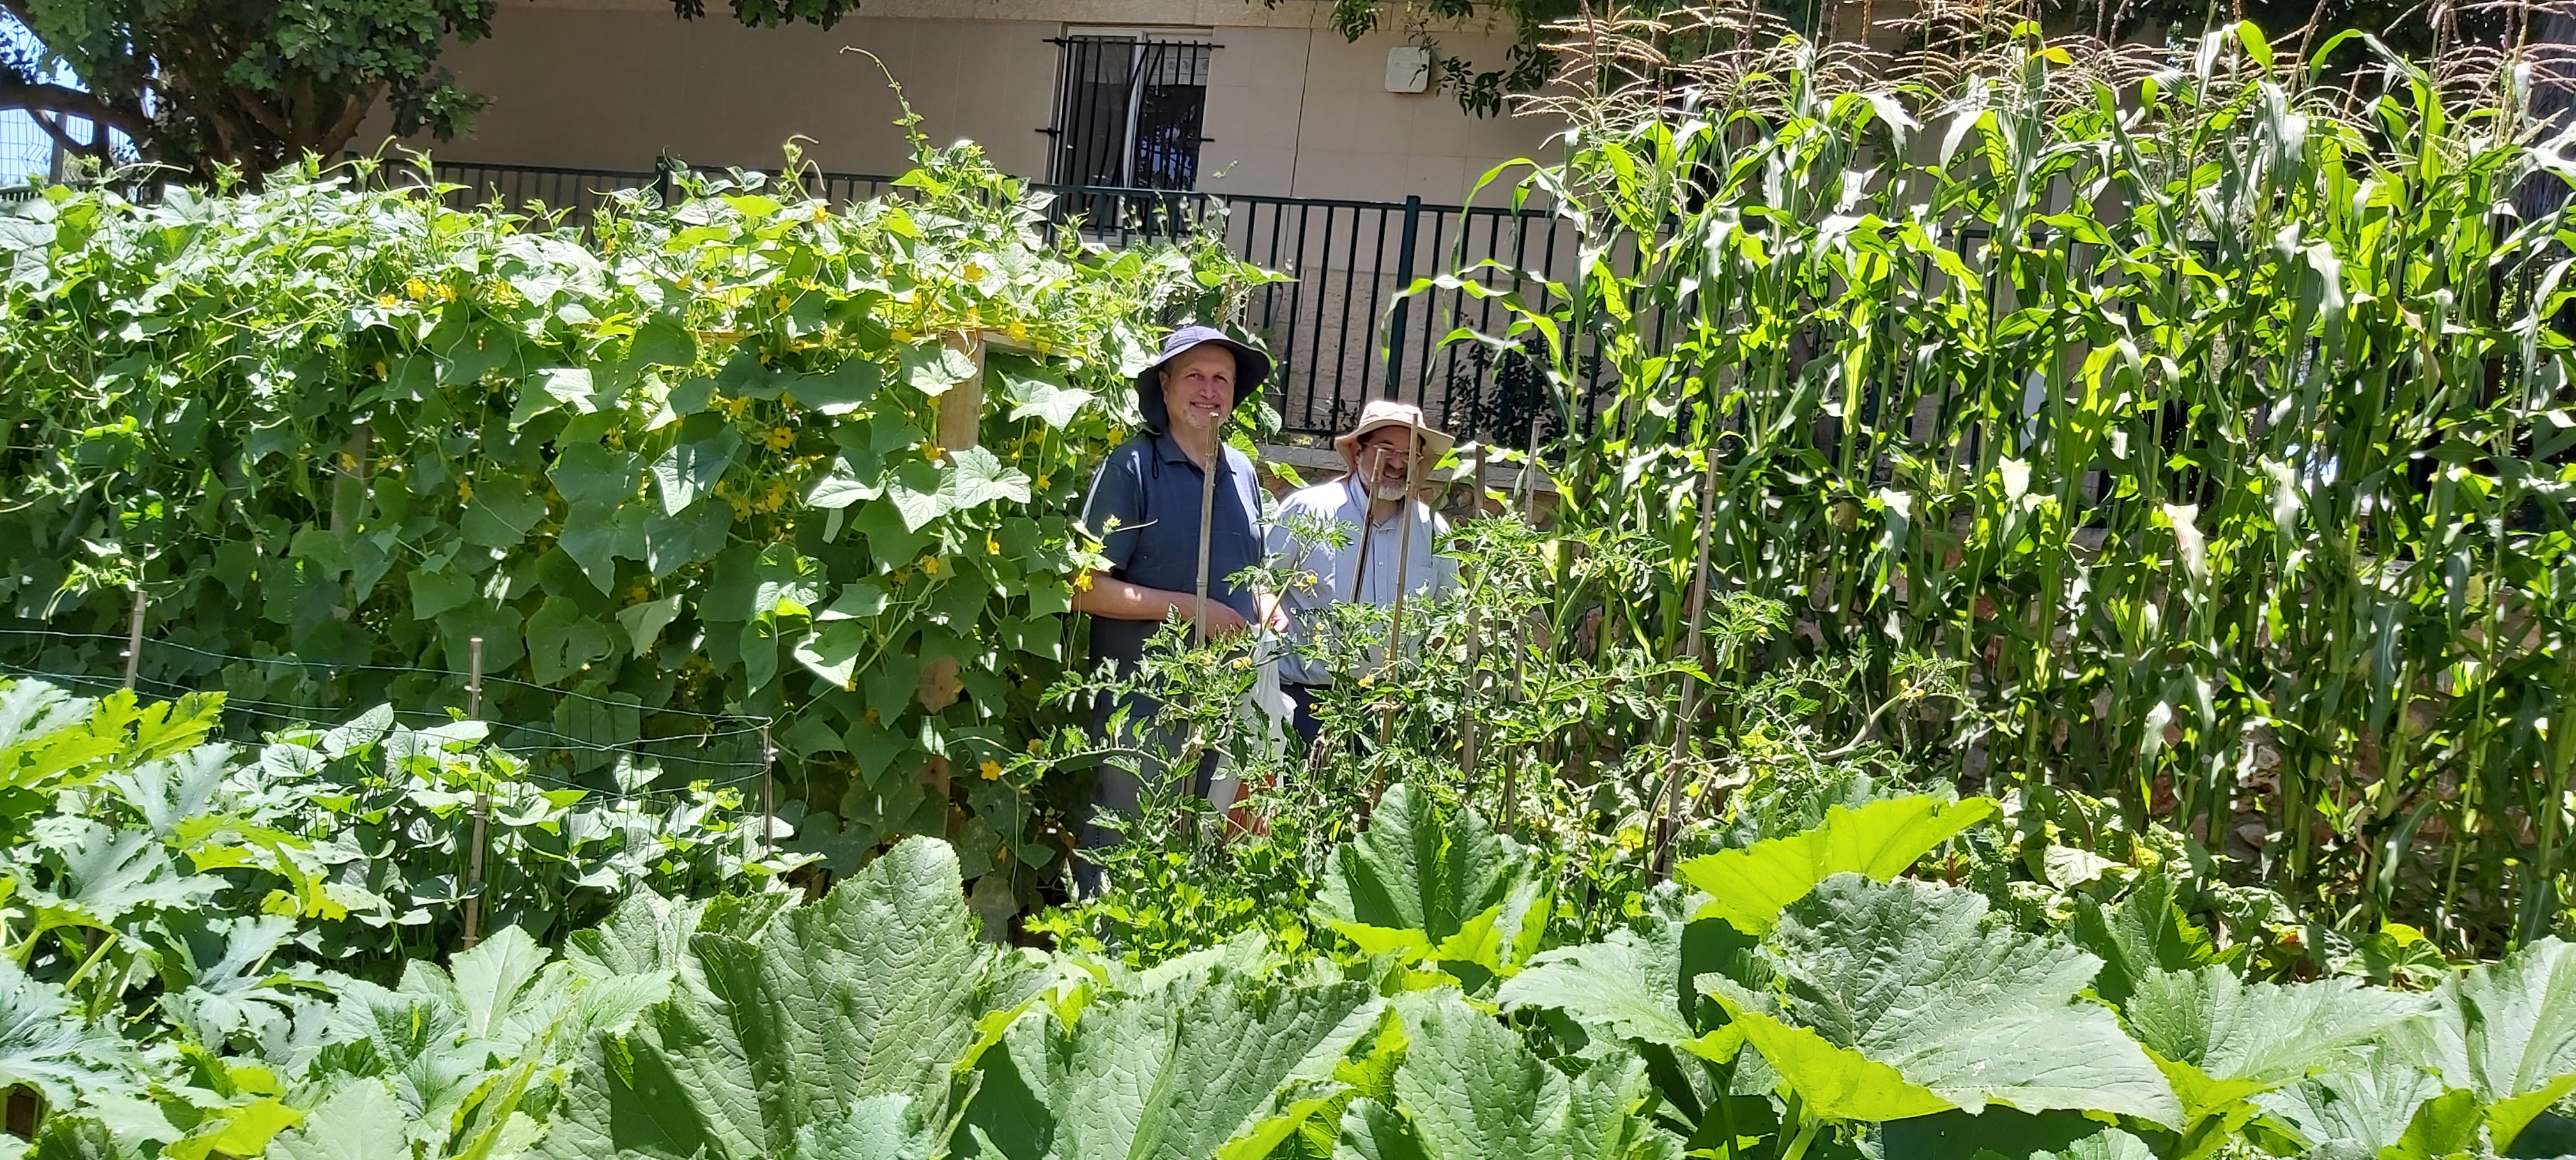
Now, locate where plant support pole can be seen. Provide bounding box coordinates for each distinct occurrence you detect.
[1458,442,1488,781]
[463,637,488,950]
[1193,429,1222,649]
[120,588,145,692]
[1652,450,1724,880]
[1379,422,1424,752]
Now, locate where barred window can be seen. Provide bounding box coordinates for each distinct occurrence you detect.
[1046,34,1213,192]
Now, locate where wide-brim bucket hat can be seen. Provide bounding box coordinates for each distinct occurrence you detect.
[1333,399,1456,471]
[1135,324,1272,431]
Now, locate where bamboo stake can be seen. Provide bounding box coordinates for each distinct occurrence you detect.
[1458,443,1489,782]
[462,637,488,950]
[1350,447,1386,602]
[1192,434,1222,649]
[760,724,776,853]
[1379,421,1425,754]
[1652,449,1724,881]
[120,588,145,692]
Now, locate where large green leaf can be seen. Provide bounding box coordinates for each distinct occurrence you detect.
[1708,874,2181,1127]
[0,958,144,1111]
[1673,795,1997,935]
[542,838,1002,1160]
[1317,784,1549,975]
[2120,965,2426,1120]
[1495,883,1747,1060]
[267,1079,410,1160]
[2396,935,2576,1149]
[959,956,1382,1160]
[1334,990,1680,1160]
[2255,1045,2462,1158]
[2069,873,2227,1008]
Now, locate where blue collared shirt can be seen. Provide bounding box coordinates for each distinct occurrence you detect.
[1080,431,1268,668]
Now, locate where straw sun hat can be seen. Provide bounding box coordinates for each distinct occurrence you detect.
[1332,399,1455,471]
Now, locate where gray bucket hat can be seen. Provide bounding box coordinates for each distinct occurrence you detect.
[1135,324,1272,431]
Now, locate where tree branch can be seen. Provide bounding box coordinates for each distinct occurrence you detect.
[0,77,150,143]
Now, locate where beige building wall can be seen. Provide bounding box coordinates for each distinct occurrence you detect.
[367,0,1563,206]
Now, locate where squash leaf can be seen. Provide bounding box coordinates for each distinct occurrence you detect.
[1675,795,1997,935]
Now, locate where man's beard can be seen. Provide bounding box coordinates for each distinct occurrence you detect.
[1370,480,1411,503]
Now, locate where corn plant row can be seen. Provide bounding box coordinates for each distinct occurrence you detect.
[1425,20,2576,951]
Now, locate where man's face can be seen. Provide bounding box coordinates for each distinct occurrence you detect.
[1157,346,1238,436]
[1356,427,1421,499]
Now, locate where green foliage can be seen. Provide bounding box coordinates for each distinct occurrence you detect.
[0,144,1271,911]
[2,0,503,178]
[1416,19,2576,953]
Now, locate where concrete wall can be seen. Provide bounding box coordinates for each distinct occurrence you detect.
[367,0,1563,205]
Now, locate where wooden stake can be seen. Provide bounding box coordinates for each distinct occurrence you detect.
[1379,423,1425,753]
[463,636,488,950]
[937,332,985,459]
[1192,432,1222,649]
[1652,451,1724,880]
[1458,443,1489,780]
[119,588,145,692]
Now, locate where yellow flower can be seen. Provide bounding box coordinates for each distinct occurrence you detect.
[434,283,456,302]
[337,452,358,470]
[719,395,752,420]
[403,279,427,300]
[376,294,400,308]
[372,361,388,379]
[1035,473,1050,489]
[979,760,1003,781]
[811,204,829,224]
[963,263,984,282]
[763,425,797,452]
[774,294,791,312]
[986,537,1000,555]
[864,706,880,724]
[1073,572,1093,593]
[1008,320,1028,341]
[1026,737,1044,754]
[921,442,944,462]
[921,556,945,577]
[456,478,474,502]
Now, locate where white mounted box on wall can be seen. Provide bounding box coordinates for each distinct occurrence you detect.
[1385,46,1432,93]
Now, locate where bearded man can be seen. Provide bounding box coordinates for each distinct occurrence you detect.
[1267,399,1460,745]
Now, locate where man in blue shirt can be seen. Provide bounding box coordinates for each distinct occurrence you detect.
[1070,325,1279,880]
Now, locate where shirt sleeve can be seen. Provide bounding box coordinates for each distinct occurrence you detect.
[1080,445,1147,574]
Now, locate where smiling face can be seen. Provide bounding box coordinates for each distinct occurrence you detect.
[1156,344,1239,439]
[1354,427,1423,501]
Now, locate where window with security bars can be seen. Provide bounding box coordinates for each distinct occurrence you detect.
[1046,35,1213,192]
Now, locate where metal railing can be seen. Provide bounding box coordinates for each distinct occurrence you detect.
[1,160,1584,444]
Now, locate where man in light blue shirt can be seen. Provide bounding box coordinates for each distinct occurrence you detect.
[1268,400,1460,744]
